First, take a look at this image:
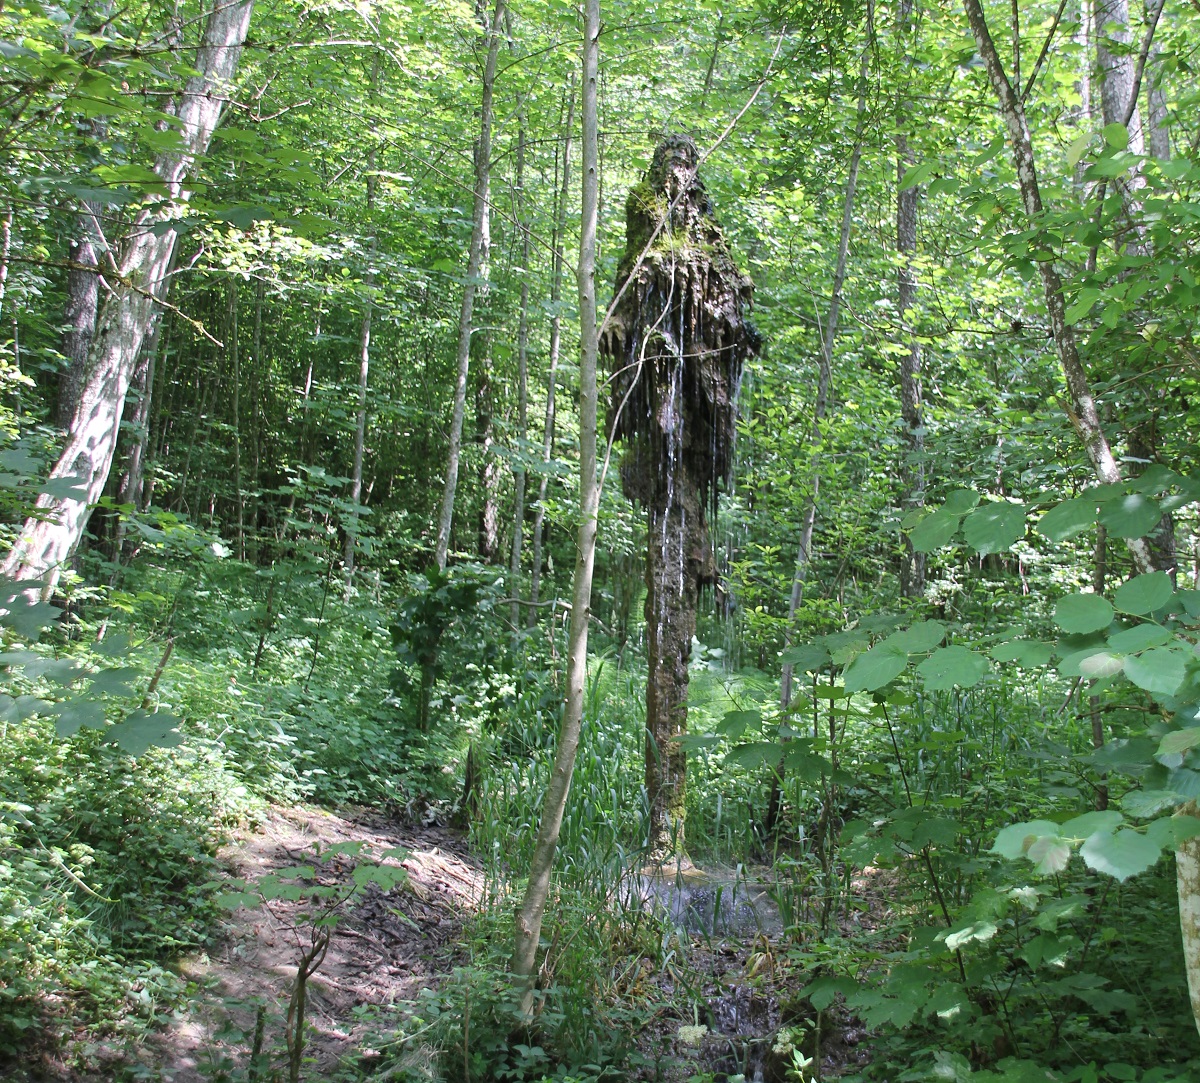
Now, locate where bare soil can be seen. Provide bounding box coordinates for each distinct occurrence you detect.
[142,804,483,1081]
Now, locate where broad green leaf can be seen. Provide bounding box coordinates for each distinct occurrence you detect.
[962,502,1025,555]
[910,508,960,552]
[784,744,830,781]
[1079,828,1161,881]
[1059,649,1121,679]
[52,700,106,737]
[884,620,945,654]
[943,921,998,952]
[1027,835,1072,874]
[781,644,829,671]
[991,639,1054,666]
[1113,571,1173,615]
[717,709,762,737]
[1065,288,1101,324]
[108,709,183,756]
[942,490,982,515]
[1157,728,1200,757]
[1147,816,1200,850]
[1054,594,1114,634]
[1121,789,1184,817]
[1124,647,1187,697]
[843,643,908,693]
[88,666,141,697]
[1099,493,1162,538]
[916,646,987,690]
[899,161,936,190]
[1066,132,1093,168]
[992,819,1060,859]
[1037,496,1097,541]
[1061,810,1123,839]
[1103,122,1129,150]
[725,741,780,769]
[1106,624,1171,653]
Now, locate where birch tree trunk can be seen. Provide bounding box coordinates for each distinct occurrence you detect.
[2,0,254,593]
[528,78,575,622]
[433,0,504,571]
[58,202,102,429]
[963,0,1153,576]
[511,0,599,1013]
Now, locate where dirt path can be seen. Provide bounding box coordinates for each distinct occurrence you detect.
[144,805,484,1081]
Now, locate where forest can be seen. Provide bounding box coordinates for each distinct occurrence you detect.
[2,0,1200,1079]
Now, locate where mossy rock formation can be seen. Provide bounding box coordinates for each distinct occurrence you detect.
[601,134,760,861]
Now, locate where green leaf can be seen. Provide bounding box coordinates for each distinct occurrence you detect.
[1147,816,1200,850]
[216,891,262,910]
[1124,647,1187,697]
[1037,496,1097,541]
[1054,594,1114,634]
[1066,132,1093,168]
[843,643,909,692]
[717,709,761,737]
[1157,728,1200,757]
[910,508,961,552]
[1113,572,1173,615]
[52,700,106,737]
[781,644,829,671]
[725,741,780,769]
[992,819,1060,859]
[1098,493,1162,538]
[962,502,1025,555]
[899,161,936,190]
[942,490,982,515]
[1102,122,1129,150]
[1061,810,1123,839]
[1066,287,1102,324]
[88,666,141,697]
[108,709,182,756]
[1027,835,1072,874]
[884,620,945,654]
[990,639,1053,666]
[1121,790,1183,817]
[1106,624,1172,653]
[1079,828,1162,881]
[916,646,988,690]
[943,921,998,951]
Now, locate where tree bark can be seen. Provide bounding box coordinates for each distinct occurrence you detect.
[508,37,531,632]
[895,0,925,600]
[345,130,378,596]
[511,0,599,1013]
[962,0,1153,576]
[2,0,254,593]
[528,78,575,623]
[58,202,102,429]
[434,0,504,571]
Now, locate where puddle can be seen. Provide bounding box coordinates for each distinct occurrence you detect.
[625,865,784,937]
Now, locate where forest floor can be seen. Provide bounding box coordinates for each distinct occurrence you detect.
[37,807,883,1082]
[70,805,486,1082]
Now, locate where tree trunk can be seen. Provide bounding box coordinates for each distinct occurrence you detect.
[2,0,254,593]
[228,280,245,560]
[434,0,505,572]
[895,0,925,600]
[508,46,531,632]
[345,132,377,596]
[962,0,1153,576]
[511,0,599,1013]
[529,77,575,622]
[59,203,102,429]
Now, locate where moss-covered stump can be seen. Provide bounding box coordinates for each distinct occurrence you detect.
[600,133,760,861]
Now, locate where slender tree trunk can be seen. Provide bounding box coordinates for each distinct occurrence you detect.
[229,280,245,560]
[529,78,575,622]
[963,0,1153,576]
[765,39,869,835]
[344,130,378,596]
[511,0,599,1012]
[896,0,925,600]
[508,36,531,632]
[434,0,505,571]
[2,0,254,593]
